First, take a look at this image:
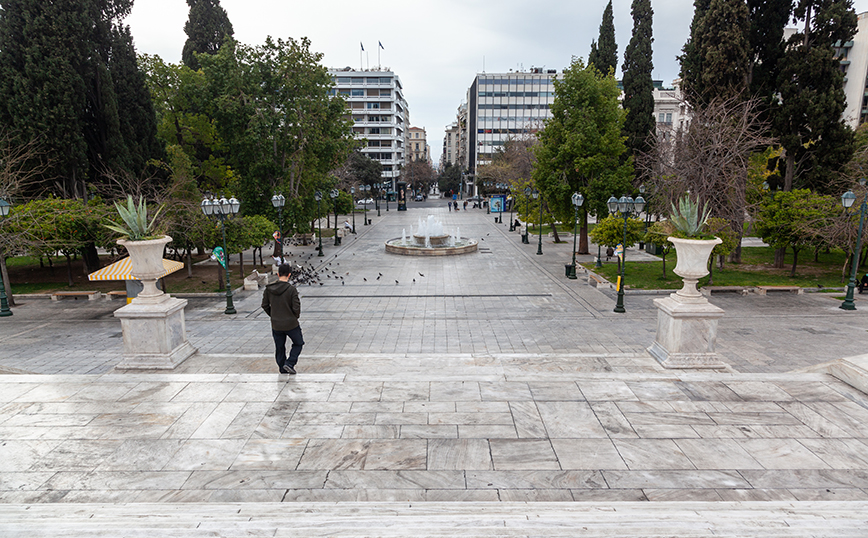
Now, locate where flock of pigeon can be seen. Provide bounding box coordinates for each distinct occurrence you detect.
[271,245,427,288]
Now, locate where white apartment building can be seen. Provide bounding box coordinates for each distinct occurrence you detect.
[442,122,459,168]
[465,68,558,179]
[328,68,410,186]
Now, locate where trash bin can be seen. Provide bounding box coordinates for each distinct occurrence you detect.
[565,264,574,277]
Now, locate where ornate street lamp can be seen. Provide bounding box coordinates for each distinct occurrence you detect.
[522,187,531,244]
[385,183,390,212]
[486,182,491,214]
[567,192,585,279]
[330,189,340,246]
[271,194,285,258]
[201,196,241,315]
[376,185,381,217]
[0,198,13,317]
[840,183,867,310]
[638,184,647,250]
[608,193,645,313]
[314,191,324,256]
[534,190,543,255]
[362,185,370,225]
[350,187,356,233]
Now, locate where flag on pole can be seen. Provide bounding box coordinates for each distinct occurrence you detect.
[379,41,384,49]
[360,42,364,51]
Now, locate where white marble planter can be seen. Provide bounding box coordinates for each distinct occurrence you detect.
[117,236,171,302]
[669,236,722,301]
[648,236,727,369]
[114,235,196,369]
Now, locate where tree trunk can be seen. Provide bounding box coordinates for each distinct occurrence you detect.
[186,244,193,278]
[814,247,820,263]
[65,254,74,287]
[784,152,795,191]
[791,247,800,277]
[774,247,786,269]
[239,252,245,280]
[661,252,667,277]
[1,252,14,306]
[578,211,589,254]
[707,257,714,285]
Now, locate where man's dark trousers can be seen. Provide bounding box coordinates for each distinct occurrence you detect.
[272,326,304,370]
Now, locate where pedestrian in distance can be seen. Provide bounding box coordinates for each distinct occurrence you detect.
[448,201,452,211]
[261,263,304,374]
[463,200,468,210]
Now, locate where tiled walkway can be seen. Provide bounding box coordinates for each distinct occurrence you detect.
[1,204,868,534]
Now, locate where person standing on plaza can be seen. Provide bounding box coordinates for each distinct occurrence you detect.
[448,201,452,211]
[261,264,303,374]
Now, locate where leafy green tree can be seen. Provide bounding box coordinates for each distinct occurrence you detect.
[589,214,644,272]
[139,54,235,193]
[680,0,711,104]
[588,0,618,76]
[755,189,837,276]
[621,0,656,159]
[159,145,209,277]
[438,163,462,195]
[201,37,355,218]
[533,58,632,254]
[771,0,857,193]
[680,0,751,105]
[182,0,234,70]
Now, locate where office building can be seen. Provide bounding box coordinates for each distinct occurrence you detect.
[408,126,429,163]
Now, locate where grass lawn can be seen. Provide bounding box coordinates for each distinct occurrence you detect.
[6,253,274,295]
[582,246,851,290]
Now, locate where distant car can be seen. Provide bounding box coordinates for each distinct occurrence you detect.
[414,194,424,201]
[356,198,374,205]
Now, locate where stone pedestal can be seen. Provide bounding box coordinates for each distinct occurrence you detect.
[114,296,196,369]
[648,294,726,369]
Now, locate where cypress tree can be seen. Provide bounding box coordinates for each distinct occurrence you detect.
[772,0,857,192]
[621,0,656,159]
[700,0,751,102]
[182,0,234,70]
[746,0,792,103]
[588,1,618,76]
[109,24,162,174]
[0,0,157,197]
[679,0,711,103]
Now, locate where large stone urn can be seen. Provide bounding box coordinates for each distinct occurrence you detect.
[648,236,727,369]
[113,235,196,369]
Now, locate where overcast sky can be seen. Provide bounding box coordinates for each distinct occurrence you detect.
[128,0,868,165]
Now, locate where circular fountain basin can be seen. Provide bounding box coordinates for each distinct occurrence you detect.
[385,237,478,256]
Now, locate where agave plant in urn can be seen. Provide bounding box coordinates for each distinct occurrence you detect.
[105,196,169,301]
[666,194,722,301]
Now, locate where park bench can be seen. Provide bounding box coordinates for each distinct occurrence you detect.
[105,291,127,301]
[587,272,612,289]
[700,286,751,296]
[755,285,804,295]
[51,291,101,301]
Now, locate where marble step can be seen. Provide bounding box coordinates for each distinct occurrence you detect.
[2,501,867,537]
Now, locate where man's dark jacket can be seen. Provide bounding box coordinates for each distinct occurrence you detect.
[261,280,301,331]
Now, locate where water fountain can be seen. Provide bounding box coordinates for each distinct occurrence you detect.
[385,215,478,256]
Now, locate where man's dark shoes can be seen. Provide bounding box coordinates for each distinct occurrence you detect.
[284,365,296,375]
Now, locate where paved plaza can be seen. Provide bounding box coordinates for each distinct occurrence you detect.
[1,204,868,535]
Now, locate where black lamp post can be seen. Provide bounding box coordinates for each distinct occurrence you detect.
[608,193,645,313]
[201,196,240,315]
[315,191,324,256]
[376,186,381,217]
[350,187,356,233]
[508,185,515,231]
[0,198,13,317]
[385,184,390,212]
[485,182,491,214]
[362,185,370,224]
[841,183,867,310]
[534,190,543,255]
[638,184,647,250]
[271,193,285,258]
[330,189,340,246]
[522,187,531,244]
[568,192,585,279]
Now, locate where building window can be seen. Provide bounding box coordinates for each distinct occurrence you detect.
[369,127,380,134]
[351,89,364,96]
[367,103,380,109]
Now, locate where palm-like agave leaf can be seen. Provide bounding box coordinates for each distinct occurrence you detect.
[104,195,163,240]
[669,195,710,237]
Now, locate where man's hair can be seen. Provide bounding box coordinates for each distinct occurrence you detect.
[278,264,291,277]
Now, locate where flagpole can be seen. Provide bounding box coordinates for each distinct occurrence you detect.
[360,42,363,70]
[378,44,381,69]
